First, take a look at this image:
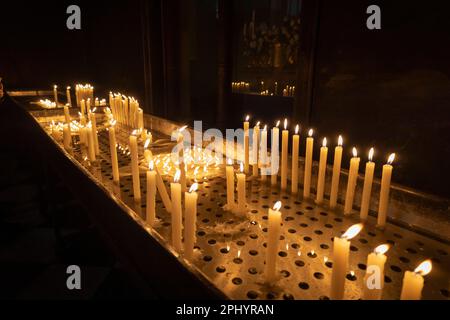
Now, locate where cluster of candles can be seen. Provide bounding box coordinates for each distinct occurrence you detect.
[232,81,250,93]
[74,84,94,108]
[48,90,436,300]
[38,99,57,109]
[108,92,144,135]
[282,85,295,97]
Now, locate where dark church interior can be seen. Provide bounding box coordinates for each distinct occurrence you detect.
[0,0,449,303]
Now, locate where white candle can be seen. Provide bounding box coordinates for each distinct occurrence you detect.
[360,148,375,221]
[80,99,86,116]
[260,125,268,181]
[330,136,343,208]
[330,223,363,300]
[363,244,389,300]
[89,109,99,155]
[53,85,59,106]
[401,260,432,300]
[226,159,235,210]
[86,123,96,162]
[171,169,183,253]
[244,115,250,174]
[86,98,91,115]
[265,201,282,283]
[236,162,247,215]
[252,122,260,177]
[316,137,328,204]
[291,125,300,194]
[377,153,395,228]
[271,121,280,186]
[303,129,314,198]
[146,161,157,226]
[129,133,141,201]
[63,124,72,151]
[66,86,72,107]
[281,119,289,190]
[108,122,120,183]
[344,148,360,215]
[64,104,71,124]
[184,183,199,261]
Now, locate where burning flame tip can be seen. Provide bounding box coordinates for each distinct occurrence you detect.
[414,259,432,276]
[273,201,282,211]
[342,223,363,240]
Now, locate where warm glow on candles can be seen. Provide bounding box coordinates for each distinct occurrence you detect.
[245,115,250,122]
[144,138,151,149]
[338,135,343,146]
[308,129,313,137]
[342,223,363,239]
[400,259,432,300]
[283,118,287,130]
[388,153,396,165]
[240,162,244,173]
[295,124,299,135]
[266,200,282,283]
[273,200,282,211]
[276,120,280,127]
[352,147,358,158]
[322,137,327,147]
[369,147,375,162]
[189,182,198,193]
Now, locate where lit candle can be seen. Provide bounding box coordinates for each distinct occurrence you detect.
[400,260,432,300]
[108,122,120,183]
[329,136,343,208]
[244,115,250,174]
[66,86,72,107]
[260,125,268,181]
[86,98,91,115]
[86,123,96,162]
[291,125,300,194]
[89,109,99,155]
[265,201,282,283]
[344,147,360,215]
[377,153,395,228]
[146,161,157,226]
[184,183,199,261]
[53,85,59,106]
[281,119,289,190]
[171,169,183,253]
[252,121,260,177]
[64,104,71,124]
[271,121,280,186]
[316,137,328,204]
[330,223,363,300]
[225,159,235,210]
[360,148,375,221]
[63,124,72,151]
[236,162,247,215]
[129,132,141,201]
[303,129,314,198]
[363,244,389,300]
[80,99,86,117]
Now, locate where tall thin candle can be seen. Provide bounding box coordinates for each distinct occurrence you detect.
[291,125,300,194]
[303,129,314,198]
[316,137,328,204]
[330,136,343,208]
[344,148,360,215]
[360,148,375,221]
[377,153,395,228]
[281,119,289,190]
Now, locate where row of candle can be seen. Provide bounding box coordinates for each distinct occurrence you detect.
[242,117,396,228]
[282,85,295,97]
[232,81,250,93]
[75,84,94,108]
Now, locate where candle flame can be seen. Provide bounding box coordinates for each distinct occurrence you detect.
[149,160,154,171]
[54,85,57,89]
[67,86,71,90]
[276,120,280,127]
[256,121,260,127]
[284,118,288,130]
[374,244,389,255]
[245,115,250,122]
[237,250,241,259]
[179,125,188,133]
[342,223,363,240]
[189,183,198,193]
[174,169,181,182]
[295,124,299,135]
[352,147,358,158]
[273,201,282,211]
[131,129,138,136]
[350,271,355,277]
[264,125,267,131]
[322,137,327,148]
[92,107,97,113]
[387,153,395,165]
[310,250,315,256]
[338,135,343,146]
[308,129,313,137]
[144,138,151,149]
[227,158,233,166]
[369,148,375,162]
[414,260,432,276]
[324,256,328,263]
[240,162,244,173]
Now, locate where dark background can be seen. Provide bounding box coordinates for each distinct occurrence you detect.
[1,0,450,198]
